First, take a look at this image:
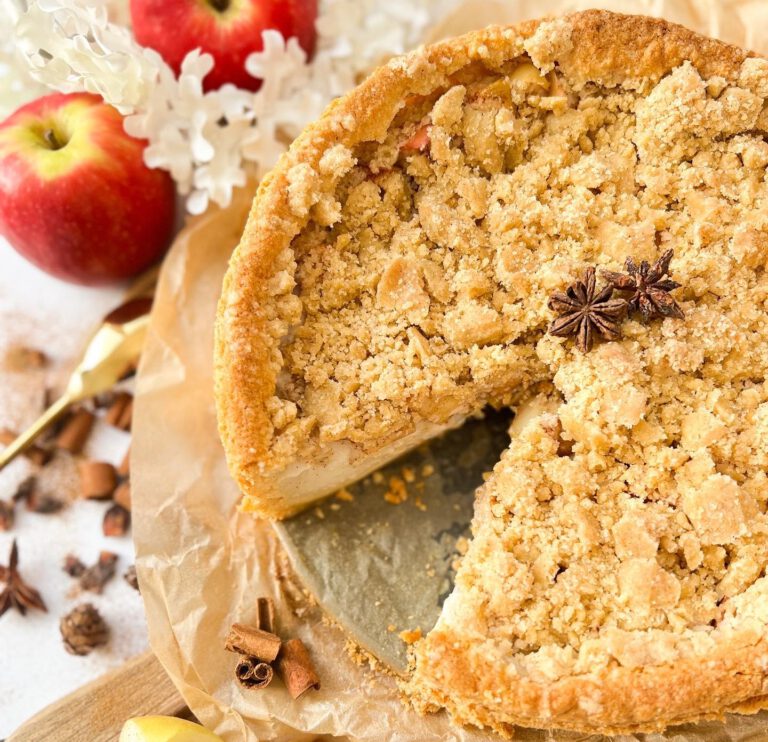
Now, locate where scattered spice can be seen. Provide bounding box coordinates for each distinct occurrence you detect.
[103,504,131,537]
[275,638,320,699]
[60,603,109,655]
[63,554,86,578]
[0,540,47,618]
[113,481,131,511]
[124,565,139,591]
[105,392,133,431]
[12,476,36,504]
[225,623,281,662]
[25,490,64,514]
[78,460,117,500]
[10,476,61,513]
[55,408,95,454]
[602,249,685,321]
[77,551,118,594]
[235,657,274,689]
[0,500,14,530]
[0,429,52,467]
[93,390,118,409]
[3,345,48,372]
[548,267,627,353]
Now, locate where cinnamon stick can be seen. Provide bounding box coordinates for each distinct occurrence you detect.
[224,624,281,662]
[235,657,274,689]
[116,397,133,431]
[55,409,94,454]
[113,481,131,511]
[276,639,320,699]
[256,597,275,634]
[78,461,117,500]
[105,392,132,430]
[0,429,52,466]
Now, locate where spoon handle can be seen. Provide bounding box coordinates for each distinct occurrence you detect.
[0,393,73,471]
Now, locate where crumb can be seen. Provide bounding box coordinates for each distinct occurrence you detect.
[399,628,423,644]
[383,475,408,504]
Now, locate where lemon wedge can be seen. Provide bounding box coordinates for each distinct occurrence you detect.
[119,716,223,742]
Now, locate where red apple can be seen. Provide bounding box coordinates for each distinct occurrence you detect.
[130,0,318,92]
[0,92,176,286]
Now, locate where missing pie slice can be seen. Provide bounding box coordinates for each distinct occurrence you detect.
[215,10,768,733]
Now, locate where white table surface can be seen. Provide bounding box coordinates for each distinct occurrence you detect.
[0,237,151,737]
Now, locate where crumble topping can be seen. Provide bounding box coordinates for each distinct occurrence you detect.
[263,48,768,676]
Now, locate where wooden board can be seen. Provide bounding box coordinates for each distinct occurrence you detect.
[7,651,187,742]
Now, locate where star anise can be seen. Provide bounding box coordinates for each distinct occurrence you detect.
[602,249,684,322]
[0,540,47,618]
[548,267,628,353]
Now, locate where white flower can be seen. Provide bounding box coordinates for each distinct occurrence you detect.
[1,0,460,212]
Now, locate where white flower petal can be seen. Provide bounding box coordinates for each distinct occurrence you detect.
[4,0,460,212]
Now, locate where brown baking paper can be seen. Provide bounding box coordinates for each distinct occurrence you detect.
[132,2,768,740]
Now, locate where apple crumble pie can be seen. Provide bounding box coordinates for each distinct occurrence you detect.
[216,10,768,733]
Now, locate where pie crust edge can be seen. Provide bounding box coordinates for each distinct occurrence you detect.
[212,10,768,732]
[214,9,750,518]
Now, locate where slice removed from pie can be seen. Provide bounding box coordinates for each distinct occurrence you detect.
[215,10,768,732]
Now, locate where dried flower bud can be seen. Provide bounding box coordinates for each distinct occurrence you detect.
[12,476,36,503]
[63,554,86,578]
[25,491,64,514]
[79,551,118,594]
[93,391,118,409]
[124,565,139,591]
[60,603,109,655]
[103,504,130,537]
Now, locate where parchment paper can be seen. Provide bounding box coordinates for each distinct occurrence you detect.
[133,3,768,740]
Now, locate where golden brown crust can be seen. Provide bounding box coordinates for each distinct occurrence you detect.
[214,9,768,733]
[408,629,768,735]
[549,10,749,86]
[214,9,752,516]
[215,22,537,515]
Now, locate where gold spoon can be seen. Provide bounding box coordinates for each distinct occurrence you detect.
[0,268,158,471]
